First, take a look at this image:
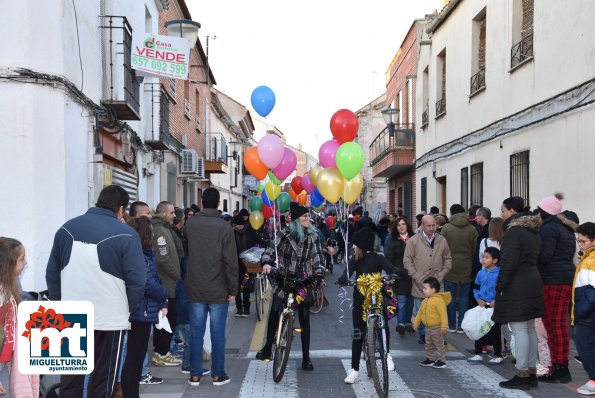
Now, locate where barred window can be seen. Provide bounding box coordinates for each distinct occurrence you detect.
[461,167,469,210]
[421,177,427,213]
[510,151,530,207]
[470,163,483,207]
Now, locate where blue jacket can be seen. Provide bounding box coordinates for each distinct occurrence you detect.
[130,250,169,324]
[46,207,146,330]
[474,266,500,304]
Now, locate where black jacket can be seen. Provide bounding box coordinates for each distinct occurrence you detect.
[537,214,577,285]
[384,236,412,295]
[492,213,545,323]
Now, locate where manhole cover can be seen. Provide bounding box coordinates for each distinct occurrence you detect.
[410,390,445,398]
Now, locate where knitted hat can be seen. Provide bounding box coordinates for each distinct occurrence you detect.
[538,193,564,216]
[352,227,376,252]
[290,202,309,221]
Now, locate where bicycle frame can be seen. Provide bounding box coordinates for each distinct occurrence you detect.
[276,293,295,344]
[367,292,388,354]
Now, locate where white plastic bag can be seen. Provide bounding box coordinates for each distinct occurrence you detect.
[461,306,494,340]
[155,310,172,333]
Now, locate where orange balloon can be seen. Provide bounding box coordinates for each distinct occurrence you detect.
[289,187,298,200]
[244,147,268,180]
[297,192,307,205]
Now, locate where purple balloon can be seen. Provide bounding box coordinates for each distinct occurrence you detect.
[257,135,284,169]
[302,173,314,193]
[318,139,340,169]
[273,148,297,181]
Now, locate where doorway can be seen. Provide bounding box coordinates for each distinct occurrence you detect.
[436,176,447,214]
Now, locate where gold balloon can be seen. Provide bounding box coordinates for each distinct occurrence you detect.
[316,168,344,204]
[309,166,322,186]
[249,211,264,230]
[265,181,281,201]
[342,173,363,205]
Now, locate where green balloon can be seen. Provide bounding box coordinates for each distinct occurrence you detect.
[249,196,263,212]
[336,142,365,180]
[268,170,283,185]
[256,184,265,193]
[276,192,291,213]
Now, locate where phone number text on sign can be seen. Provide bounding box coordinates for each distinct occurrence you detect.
[132,56,188,76]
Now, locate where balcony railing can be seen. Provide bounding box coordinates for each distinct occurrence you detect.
[511,34,534,69]
[436,97,446,118]
[421,105,429,129]
[470,69,486,95]
[369,124,415,166]
[100,16,140,120]
[206,133,228,164]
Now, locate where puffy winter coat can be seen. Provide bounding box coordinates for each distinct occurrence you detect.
[441,213,478,284]
[384,235,413,295]
[152,216,181,298]
[413,292,451,329]
[537,213,577,285]
[492,213,544,323]
[572,246,595,327]
[130,249,169,324]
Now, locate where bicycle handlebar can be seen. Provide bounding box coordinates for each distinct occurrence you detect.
[335,273,400,288]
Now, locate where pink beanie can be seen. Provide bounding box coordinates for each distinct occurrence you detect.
[538,193,563,216]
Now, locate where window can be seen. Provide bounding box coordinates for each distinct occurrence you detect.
[470,163,483,206]
[168,79,177,101]
[195,89,201,132]
[460,167,469,211]
[406,79,413,125]
[510,150,530,207]
[436,49,446,118]
[511,0,534,69]
[159,89,170,135]
[223,199,228,212]
[470,8,487,95]
[397,91,402,123]
[421,67,429,128]
[420,177,427,213]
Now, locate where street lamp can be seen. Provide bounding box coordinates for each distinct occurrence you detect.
[381,107,399,138]
[164,19,201,46]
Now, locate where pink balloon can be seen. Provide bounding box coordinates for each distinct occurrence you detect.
[257,135,284,169]
[302,173,314,193]
[318,139,340,169]
[272,148,297,180]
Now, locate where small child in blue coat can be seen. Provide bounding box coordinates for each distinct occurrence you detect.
[468,247,503,365]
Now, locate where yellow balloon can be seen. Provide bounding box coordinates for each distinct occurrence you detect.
[309,166,322,186]
[249,211,264,230]
[265,181,281,201]
[316,168,344,204]
[342,173,364,205]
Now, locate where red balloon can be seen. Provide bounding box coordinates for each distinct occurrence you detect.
[330,109,359,144]
[291,176,303,194]
[262,204,273,219]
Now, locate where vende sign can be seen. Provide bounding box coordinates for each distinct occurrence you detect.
[131,33,191,80]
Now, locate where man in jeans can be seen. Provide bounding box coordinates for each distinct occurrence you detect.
[185,188,238,387]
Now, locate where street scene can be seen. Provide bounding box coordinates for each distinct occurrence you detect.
[2,0,595,397]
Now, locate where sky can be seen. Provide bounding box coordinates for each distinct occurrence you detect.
[187,0,445,158]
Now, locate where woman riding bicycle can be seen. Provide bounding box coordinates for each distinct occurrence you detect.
[337,225,407,384]
[256,202,325,371]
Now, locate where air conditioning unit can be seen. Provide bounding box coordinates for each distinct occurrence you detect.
[180,149,198,174]
[196,157,206,179]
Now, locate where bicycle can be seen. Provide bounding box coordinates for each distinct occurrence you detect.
[340,273,398,398]
[244,260,270,321]
[309,276,326,314]
[270,271,324,383]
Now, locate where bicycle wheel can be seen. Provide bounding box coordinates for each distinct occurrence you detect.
[309,284,324,314]
[366,318,388,397]
[255,276,263,321]
[363,332,372,378]
[272,313,294,383]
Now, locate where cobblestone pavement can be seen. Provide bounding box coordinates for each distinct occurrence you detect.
[140,263,587,397]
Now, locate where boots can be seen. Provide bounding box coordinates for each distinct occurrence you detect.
[499,369,532,390]
[528,367,538,388]
[538,363,572,383]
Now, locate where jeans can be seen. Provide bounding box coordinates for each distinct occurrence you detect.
[444,280,470,330]
[509,319,538,371]
[0,362,10,397]
[189,302,229,378]
[396,294,414,326]
[412,297,425,337]
[117,331,128,382]
[178,323,192,369]
[575,323,595,380]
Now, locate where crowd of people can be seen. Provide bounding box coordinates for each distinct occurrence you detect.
[1,186,594,397]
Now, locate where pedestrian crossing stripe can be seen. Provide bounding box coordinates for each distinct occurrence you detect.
[238,359,299,398]
[246,349,466,359]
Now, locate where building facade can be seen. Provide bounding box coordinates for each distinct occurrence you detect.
[415,0,595,220]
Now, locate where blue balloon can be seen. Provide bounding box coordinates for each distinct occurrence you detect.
[311,188,325,207]
[251,86,276,117]
[261,189,273,207]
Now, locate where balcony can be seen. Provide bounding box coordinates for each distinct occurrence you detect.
[369,125,416,178]
[205,133,228,174]
[435,97,446,119]
[421,105,429,129]
[511,34,533,69]
[470,69,486,96]
[100,16,140,120]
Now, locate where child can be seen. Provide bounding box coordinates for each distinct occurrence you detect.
[0,237,39,397]
[468,247,503,365]
[413,277,451,369]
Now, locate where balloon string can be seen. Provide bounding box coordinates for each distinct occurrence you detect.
[273,200,279,267]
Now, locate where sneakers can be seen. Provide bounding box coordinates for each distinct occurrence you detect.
[182,367,210,375]
[188,375,200,387]
[577,382,595,395]
[396,324,405,336]
[242,310,250,318]
[432,360,447,369]
[467,355,483,364]
[235,309,243,317]
[387,354,395,371]
[302,359,314,371]
[139,372,164,385]
[256,347,272,361]
[488,356,504,365]
[456,328,464,334]
[212,374,231,386]
[447,328,457,333]
[499,375,532,390]
[344,369,360,384]
[152,352,182,366]
[420,358,435,367]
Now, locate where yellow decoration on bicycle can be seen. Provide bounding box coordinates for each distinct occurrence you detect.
[356,273,383,322]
